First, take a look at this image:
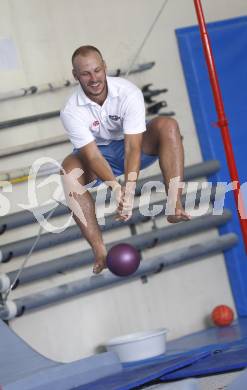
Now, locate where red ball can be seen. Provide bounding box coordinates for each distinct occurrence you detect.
[211,305,234,327]
[106,243,140,277]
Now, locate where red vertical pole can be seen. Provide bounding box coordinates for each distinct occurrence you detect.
[193,0,247,253]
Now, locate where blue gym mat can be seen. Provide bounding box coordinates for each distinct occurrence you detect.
[0,317,211,390]
[2,318,247,389]
[75,319,247,389]
[74,351,210,390]
[161,343,247,381]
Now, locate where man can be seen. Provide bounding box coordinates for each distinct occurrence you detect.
[60,45,190,274]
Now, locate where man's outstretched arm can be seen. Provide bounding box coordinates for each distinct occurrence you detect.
[79,141,120,190]
[116,133,143,221]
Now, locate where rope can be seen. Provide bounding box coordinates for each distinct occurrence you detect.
[2,205,59,303]
[125,0,169,77]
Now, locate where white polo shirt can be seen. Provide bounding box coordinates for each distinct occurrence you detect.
[60,76,146,148]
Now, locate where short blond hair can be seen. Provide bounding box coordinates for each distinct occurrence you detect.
[71,45,103,65]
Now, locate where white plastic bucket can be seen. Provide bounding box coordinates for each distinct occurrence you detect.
[106,328,168,363]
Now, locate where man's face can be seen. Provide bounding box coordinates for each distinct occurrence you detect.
[72,52,107,103]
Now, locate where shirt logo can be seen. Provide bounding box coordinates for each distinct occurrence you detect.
[90,120,100,133]
[109,115,120,121]
[92,120,100,127]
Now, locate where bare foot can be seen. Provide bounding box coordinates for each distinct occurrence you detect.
[93,260,107,274]
[93,246,107,274]
[167,207,191,223]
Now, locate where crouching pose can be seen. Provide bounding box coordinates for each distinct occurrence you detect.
[60,45,190,274]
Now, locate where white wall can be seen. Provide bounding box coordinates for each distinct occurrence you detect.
[0,0,245,361]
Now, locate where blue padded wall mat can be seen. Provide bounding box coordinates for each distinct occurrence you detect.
[176,16,247,315]
[160,343,247,381]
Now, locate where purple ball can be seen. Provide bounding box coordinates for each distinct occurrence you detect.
[106,243,141,277]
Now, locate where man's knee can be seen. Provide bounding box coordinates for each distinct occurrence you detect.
[153,116,181,141]
[155,116,178,131]
[60,155,83,187]
[61,154,96,186]
[61,154,78,174]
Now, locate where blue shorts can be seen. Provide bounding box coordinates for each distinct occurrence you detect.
[74,139,157,185]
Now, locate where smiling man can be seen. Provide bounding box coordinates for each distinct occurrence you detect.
[60,45,190,274]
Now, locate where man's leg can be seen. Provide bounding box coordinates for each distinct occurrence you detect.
[142,116,190,223]
[61,153,107,273]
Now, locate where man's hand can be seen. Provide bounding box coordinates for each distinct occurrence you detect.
[115,182,136,222]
